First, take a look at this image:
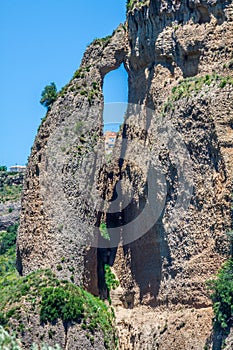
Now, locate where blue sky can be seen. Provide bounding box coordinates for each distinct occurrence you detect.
[0,1,128,169]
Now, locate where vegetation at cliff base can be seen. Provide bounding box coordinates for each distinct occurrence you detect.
[0,223,18,255]
[0,269,116,349]
[0,224,18,279]
[0,246,116,348]
[207,259,233,330]
[0,220,116,349]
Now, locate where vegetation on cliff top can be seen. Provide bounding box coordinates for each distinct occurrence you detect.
[126,0,148,12]
[40,82,57,110]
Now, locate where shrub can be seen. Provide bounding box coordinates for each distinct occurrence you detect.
[73,68,83,79]
[40,286,84,324]
[0,268,116,348]
[0,224,18,255]
[93,36,111,47]
[126,0,147,11]
[92,82,98,90]
[105,265,119,292]
[207,259,233,329]
[99,222,110,240]
[126,0,137,11]
[56,265,62,271]
[219,79,227,88]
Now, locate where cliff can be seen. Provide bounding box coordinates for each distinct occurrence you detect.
[14,0,233,349]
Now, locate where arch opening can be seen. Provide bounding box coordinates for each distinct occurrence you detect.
[103,64,128,154]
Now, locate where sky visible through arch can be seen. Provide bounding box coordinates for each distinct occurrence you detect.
[0,0,128,169]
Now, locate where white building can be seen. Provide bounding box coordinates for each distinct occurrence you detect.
[10,165,27,173]
[104,131,117,155]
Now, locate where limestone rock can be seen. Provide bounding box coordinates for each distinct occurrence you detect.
[16,0,233,349]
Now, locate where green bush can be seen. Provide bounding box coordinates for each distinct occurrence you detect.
[219,79,227,88]
[0,224,18,255]
[126,0,147,11]
[40,286,84,323]
[40,82,57,110]
[207,259,233,329]
[99,222,110,240]
[104,265,119,292]
[0,223,18,278]
[92,82,98,90]
[126,0,136,11]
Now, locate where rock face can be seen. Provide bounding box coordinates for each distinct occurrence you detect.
[17,1,233,349]
[16,25,127,349]
[17,25,127,283]
[112,2,233,349]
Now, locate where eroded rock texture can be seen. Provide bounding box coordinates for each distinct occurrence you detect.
[17,0,233,349]
[16,26,127,349]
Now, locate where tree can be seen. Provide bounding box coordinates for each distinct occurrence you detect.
[0,166,7,172]
[40,82,57,110]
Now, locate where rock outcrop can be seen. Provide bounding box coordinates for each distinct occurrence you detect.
[112,1,233,348]
[16,1,233,349]
[16,25,127,349]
